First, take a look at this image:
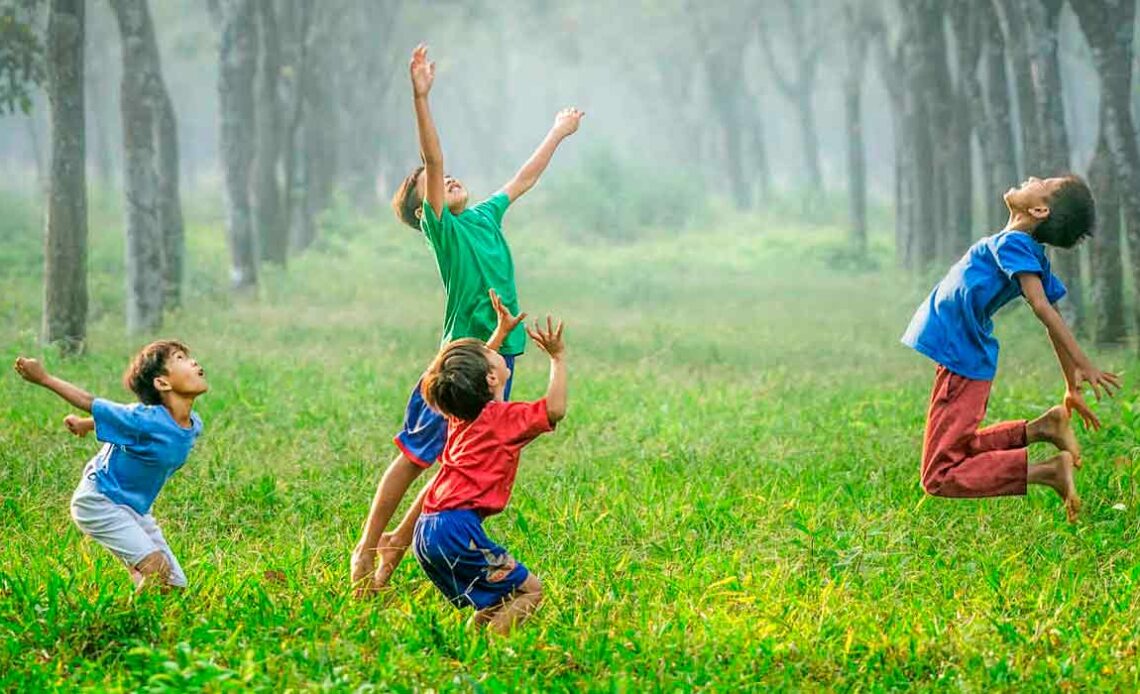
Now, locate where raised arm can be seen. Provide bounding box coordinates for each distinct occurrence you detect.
[486,288,527,352]
[526,316,567,424]
[410,44,445,219]
[500,108,584,204]
[14,357,96,412]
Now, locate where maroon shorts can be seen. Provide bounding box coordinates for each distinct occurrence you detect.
[921,366,1028,498]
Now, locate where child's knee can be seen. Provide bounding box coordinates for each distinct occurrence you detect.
[921,475,946,497]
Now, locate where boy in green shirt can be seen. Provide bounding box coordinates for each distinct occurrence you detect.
[351,44,583,594]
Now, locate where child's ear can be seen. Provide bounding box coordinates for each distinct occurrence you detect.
[414,207,423,221]
[153,375,172,395]
[486,370,501,389]
[1029,203,1051,221]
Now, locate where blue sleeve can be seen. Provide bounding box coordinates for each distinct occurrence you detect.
[91,398,145,446]
[472,193,510,229]
[1043,267,1068,304]
[993,232,1046,280]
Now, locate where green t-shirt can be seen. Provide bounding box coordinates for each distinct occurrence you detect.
[420,192,526,355]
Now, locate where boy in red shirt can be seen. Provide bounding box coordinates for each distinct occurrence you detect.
[410,314,567,634]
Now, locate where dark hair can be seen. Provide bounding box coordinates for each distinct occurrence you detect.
[1034,175,1096,249]
[421,338,493,421]
[123,340,190,406]
[391,165,425,230]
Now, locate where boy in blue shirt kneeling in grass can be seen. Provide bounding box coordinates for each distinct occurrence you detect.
[15,341,208,590]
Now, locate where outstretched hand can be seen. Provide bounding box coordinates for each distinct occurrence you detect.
[410,43,435,97]
[1064,388,1100,431]
[13,357,47,385]
[526,315,565,359]
[1073,365,1122,401]
[489,288,527,336]
[552,107,584,138]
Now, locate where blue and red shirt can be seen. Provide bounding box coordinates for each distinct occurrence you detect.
[422,398,554,516]
[902,230,1067,381]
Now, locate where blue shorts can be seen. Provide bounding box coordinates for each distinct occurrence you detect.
[394,354,515,467]
[413,509,529,610]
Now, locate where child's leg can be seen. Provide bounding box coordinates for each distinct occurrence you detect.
[352,378,446,592]
[351,453,425,588]
[71,476,181,589]
[922,368,1028,497]
[473,574,543,635]
[138,514,187,587]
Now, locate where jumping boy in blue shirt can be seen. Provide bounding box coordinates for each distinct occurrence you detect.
[350,44,583,593]
[902,176,1121,522]
[14,341,208,589]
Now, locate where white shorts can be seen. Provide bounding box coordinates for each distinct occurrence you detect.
[70,465,187,587]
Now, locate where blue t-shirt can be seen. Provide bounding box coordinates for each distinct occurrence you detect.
[89,398,203,515]
[901,230,1067,381]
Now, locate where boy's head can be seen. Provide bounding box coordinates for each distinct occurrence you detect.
[420,338,511,420]
[391,166,470,229]
[123,340,208,406]
[1004,175,1095,249]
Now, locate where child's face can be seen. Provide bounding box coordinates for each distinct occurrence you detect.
[416,171,469,216]
[1003,176,1067,216]
[483,348,511,400]
[159,350,208,399]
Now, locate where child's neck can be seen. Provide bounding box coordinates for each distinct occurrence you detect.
[1004,210,1040,235]
[161,393,195,427]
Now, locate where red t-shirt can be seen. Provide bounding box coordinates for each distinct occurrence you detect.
[422,399,554,516]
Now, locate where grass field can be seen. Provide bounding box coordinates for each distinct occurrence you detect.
[2,193,1139,691]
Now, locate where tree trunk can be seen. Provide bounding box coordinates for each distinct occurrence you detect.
[44,0,87,354]
[993,0,1042,175]
[1072,0,1140,349]
[869,8,913,267]
[902,2,937,269]
[109,0,164,333]
[253,0,285,265]
[1024,0,1083,331]
[945,1,977,257]
[978,0,1019,229]
[218,0,258,290]
[1088,129,1127,345]
[758,0,823,195]
[702,39,751,210]
[844,2,868,252]
[155,87,184,308]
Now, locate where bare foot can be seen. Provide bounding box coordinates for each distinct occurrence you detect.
[1030,406,1082,468]
[350,545,376,597]
[1051,451,1080,523]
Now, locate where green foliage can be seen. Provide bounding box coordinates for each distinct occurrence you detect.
[0,0,44,115]
[537,145,707,242]
[1,199,1139,689]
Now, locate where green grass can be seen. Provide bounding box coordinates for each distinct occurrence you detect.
[1,192,1139,691]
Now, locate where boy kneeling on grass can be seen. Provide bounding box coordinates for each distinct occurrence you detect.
[14,341,207,590]
[393,299,567,634]
[902,175,1121,522]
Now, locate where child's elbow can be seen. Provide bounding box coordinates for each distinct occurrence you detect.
[547,405,567,425]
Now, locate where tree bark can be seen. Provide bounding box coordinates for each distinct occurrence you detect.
[992,0,1042,175]
[217,0,258,290]
[945,1,976,258]
[1088,128,1127,345]
[253,0,285,265]
[843,2,868,252]
[901,1,937,269]
[869,7,913,267]
[978,0,1019,229]
[1023,0,1083,331]
[109,0,165,333]
[44,0,87,354]
[155,86,183,308]
[1072,0,1140,348]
